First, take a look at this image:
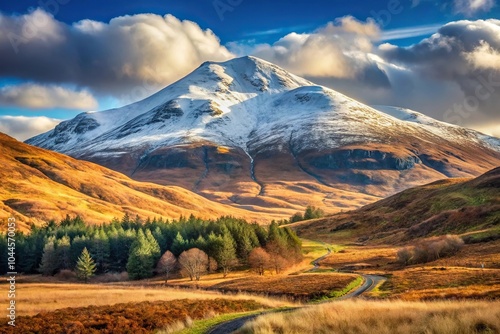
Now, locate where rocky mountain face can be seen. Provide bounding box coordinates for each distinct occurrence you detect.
[26,56,500,214]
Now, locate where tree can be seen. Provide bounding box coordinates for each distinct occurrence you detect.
[171,232,187,257]
[127,230,155,280]
[215,231,238,278]
[155,250,177,283]
[145,229,161,263]
[75,247,96,283]
[304,206,324,220]
[90,229,110,273]
[248,247,271,276]
[55,236,71,270]
[178,248,209,281]
[39,238,58,276]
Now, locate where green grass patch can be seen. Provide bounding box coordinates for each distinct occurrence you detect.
[311,276,363,302]
[171,307,294,334]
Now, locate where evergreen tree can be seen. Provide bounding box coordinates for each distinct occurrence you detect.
[215,230,238,278]
[171,232,186,257]
[75,247,96,283]
[90,229,110,273]
[145,229,161,263]
[39,238,58,276]
[55,235,71,270]
[126,230,155,280]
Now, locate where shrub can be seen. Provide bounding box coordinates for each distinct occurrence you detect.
[397,235,464,266]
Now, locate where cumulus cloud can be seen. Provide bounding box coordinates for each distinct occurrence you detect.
[251,16,390,88]
[454,0,496,16]
[379,19,500,124]
[0,9,233,99]
[0,116,62,141]
[0,84,98,110]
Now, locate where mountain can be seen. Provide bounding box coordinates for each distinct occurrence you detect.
[26,56,500,214]
[292,167,500,244]
[0,133,278,231]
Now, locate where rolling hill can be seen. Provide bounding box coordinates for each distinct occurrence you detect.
[292,167,500,244]
[0,133,283,231]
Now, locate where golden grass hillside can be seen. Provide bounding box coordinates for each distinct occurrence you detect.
[237,300,500,334]
[0,133,286,230]
[293,167,500,244]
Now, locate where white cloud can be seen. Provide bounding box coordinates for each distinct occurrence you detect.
[0,116,62,141]
[467,41,500,69]
[0,10,234,100]
[0,84,98,110]
[251,16,387,83]
[454,0,496,15]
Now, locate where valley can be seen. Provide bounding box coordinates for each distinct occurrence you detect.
[1,58,499,334]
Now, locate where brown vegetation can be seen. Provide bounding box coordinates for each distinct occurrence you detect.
[380,267,500,300]
[0,298,267,334]
[179,248,209,281]
[397,235,464,266]
[207,273,358,301]
[237,300,500,334]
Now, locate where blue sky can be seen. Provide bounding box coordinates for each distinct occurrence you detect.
[1,0,500,140]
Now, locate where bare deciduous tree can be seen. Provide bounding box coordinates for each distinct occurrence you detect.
[155,250,177,283]
[249,247,271,276]
[178,248,209,281]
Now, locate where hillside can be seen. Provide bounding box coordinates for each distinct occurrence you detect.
[0,133,283,231]
[292,167,500,244]
[26,56,500,215]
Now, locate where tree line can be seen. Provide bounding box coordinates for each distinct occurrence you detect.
[0,214,302,281]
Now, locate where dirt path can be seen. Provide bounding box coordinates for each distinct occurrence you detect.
[206,246,386,334]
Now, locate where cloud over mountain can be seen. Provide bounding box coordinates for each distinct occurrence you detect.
[0,9,233,97]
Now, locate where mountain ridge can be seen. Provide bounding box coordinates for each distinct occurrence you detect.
[26,56,500,214]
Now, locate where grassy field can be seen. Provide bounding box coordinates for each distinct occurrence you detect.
[7,283,293,317]
[319,245,397,271]
[0,298,268,334]
[236,300,500,334]
[206,273,359,301]
[379,267,500,300]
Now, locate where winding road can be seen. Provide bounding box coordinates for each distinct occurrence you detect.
[206,246,386,334]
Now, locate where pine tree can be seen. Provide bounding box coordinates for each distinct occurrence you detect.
[39,238,58,276]
[75,247,96,283]
[145,229,161,263]
[171,232,186,257]
[126,230,155,280]
[55,235,71,270]
[215,230,238,278]
[90,229,110,273]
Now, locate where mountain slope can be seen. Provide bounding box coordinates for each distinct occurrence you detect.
[0,133,282,231]
[292,167,500,244]
[26,56,500,214]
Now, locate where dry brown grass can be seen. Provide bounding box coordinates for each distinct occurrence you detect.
[319,246,398,271]
[205,273,358,301]
[7,283,294,316]
[237,300,500,334]
[380,267,500,300]
[0,298,267,334]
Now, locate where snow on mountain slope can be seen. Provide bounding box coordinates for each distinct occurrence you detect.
[373,105,500,151]
[26,56,500,215]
